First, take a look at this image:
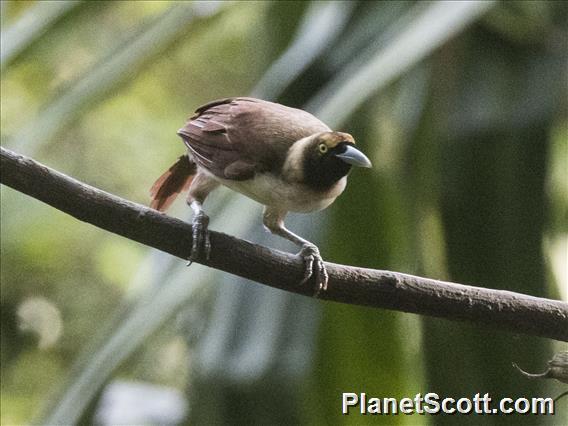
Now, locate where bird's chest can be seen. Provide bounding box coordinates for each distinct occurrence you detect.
[217,173,347,213]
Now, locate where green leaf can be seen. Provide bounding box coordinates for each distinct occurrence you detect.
[10,2,226,154]
[308,0,496,126]
[0,0,82,70]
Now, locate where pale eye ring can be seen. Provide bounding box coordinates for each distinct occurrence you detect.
[318,143,328,154]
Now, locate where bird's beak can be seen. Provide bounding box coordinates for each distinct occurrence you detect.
[335,145,372,168]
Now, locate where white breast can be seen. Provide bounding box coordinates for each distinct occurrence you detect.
[217,173,347,213]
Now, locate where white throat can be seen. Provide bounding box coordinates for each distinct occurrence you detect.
[282,134,319,183]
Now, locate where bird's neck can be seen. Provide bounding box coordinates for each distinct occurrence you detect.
[302,157,351,191]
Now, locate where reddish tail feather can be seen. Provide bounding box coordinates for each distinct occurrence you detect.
[150,155,196,211]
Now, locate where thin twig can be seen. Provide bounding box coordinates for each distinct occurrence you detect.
[2,146,567,342]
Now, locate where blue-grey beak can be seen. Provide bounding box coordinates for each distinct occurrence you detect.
[335,145,372,168]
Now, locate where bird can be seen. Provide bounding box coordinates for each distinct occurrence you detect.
[150,97,371,294]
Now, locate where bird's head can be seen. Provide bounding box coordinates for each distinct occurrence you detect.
[296,131,371,190]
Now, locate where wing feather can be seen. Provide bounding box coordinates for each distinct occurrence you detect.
[150,155,196,211]
[177,97,330,180]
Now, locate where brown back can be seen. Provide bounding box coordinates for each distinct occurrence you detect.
[178,97,331,180]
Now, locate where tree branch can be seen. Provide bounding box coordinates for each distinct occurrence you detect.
[2,146,567,342]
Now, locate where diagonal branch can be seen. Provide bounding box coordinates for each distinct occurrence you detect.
[2,146,567,342]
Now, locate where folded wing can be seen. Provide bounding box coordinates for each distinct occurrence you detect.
[177,97,330,181]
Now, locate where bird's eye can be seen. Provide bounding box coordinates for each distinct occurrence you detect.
[318,143,328,154]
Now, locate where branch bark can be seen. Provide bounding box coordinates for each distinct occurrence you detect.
[2,146,567,341]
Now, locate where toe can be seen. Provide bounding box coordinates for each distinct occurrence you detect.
[189,213,210,262]
[204,231,211,260]
[313,259,328,296]
[297,244,329,295]
[299,254,314,285]
[318,262,329,292]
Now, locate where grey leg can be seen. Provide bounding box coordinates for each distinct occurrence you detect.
[263,207,329,295]
[186,172,219,263]
[188,199,210,263]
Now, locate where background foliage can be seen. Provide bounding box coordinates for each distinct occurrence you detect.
[1,1,566,425]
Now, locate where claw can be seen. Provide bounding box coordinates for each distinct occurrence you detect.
[298,244,328,296]
[188,212,210,263]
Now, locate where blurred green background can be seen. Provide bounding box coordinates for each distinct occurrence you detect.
[1,1,567,425]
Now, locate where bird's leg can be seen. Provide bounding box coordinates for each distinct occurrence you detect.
[263,207,328,295]
[284,230,329,294]
[187,200,210,264]
[185,172,219,265]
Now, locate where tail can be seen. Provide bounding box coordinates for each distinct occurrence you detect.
[150,155,196,211]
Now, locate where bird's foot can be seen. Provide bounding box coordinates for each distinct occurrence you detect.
[187,212,210,265]
[299,243,328,296]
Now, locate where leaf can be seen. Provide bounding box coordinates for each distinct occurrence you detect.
[307,0,496,127]
[10,1,226,154]
[250,0,356,101]
[0,0,82,70]
[39,194,256,425]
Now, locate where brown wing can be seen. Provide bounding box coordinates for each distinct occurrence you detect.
[177,97,330,180]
